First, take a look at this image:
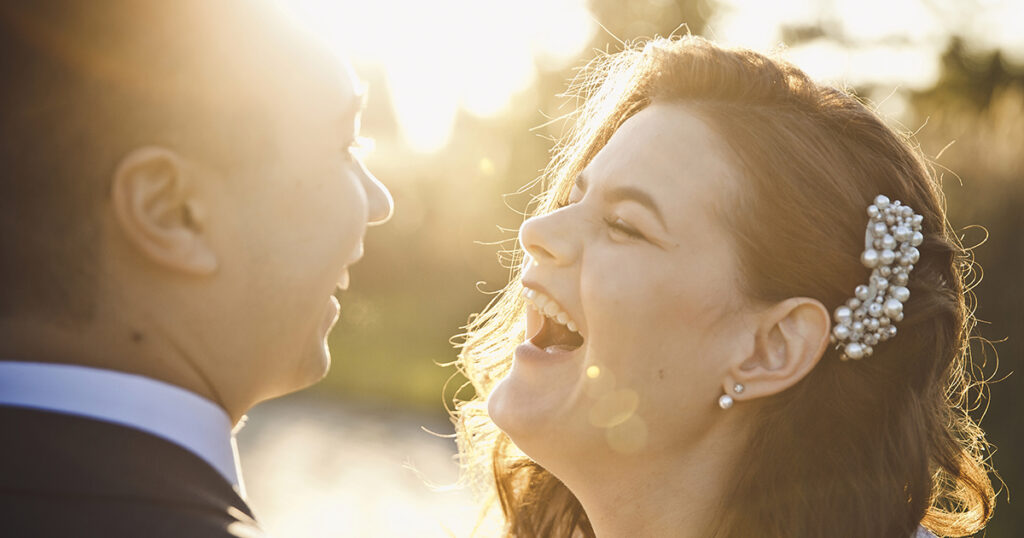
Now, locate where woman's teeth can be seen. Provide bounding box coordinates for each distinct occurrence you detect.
[522,288,579,334]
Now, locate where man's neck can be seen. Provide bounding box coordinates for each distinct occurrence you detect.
[0,316,236,420]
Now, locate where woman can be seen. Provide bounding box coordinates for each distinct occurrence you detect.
[453,36,996,537]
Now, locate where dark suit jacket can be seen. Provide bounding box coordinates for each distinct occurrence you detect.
[0,405,265,537]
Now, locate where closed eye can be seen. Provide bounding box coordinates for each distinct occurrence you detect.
[605,216,645,240]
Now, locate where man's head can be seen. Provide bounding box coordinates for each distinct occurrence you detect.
[0,0,392,417]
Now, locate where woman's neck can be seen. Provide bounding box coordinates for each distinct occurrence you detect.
[557,421,747,538]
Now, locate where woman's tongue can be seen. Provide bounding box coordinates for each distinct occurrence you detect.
[531,317,584,352]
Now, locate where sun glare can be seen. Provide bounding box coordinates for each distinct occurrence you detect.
[275,0,1024,152]
[273,0,596,154]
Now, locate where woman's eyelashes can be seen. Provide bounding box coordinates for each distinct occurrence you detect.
[605,216,645,240]
[553,197,647,241]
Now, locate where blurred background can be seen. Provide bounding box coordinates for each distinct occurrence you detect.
[239,0,1024,535]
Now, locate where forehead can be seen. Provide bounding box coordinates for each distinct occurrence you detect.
[585,102,739,230]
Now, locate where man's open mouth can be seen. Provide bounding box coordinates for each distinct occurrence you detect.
[522,288,584,352]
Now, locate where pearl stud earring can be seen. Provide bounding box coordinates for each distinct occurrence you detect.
[718,394,734,409]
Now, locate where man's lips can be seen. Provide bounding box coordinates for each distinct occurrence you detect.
[337,267,350,291]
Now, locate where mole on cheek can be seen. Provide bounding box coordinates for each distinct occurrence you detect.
[130,330,144,344]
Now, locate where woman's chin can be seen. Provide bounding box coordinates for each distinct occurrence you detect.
[487,365,588,449]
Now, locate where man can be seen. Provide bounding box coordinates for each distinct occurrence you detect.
[0,1,392,536]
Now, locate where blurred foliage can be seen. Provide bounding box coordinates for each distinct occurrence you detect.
[307,1,1022,534]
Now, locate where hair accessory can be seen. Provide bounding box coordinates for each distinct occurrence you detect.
[831,195,923,360]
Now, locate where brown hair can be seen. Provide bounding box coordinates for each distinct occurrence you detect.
[454,36,995,537]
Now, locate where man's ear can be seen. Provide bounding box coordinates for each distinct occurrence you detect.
[110,147,217,275]
[723,298,831,401]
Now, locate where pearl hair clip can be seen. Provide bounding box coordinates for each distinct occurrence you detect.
[830,195,924,360]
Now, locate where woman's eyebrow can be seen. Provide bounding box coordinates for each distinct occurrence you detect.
[578,171,667,229]
[605,185,667,229]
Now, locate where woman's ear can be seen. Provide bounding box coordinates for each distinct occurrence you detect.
[110,146,218,275]
[722,297,831,401]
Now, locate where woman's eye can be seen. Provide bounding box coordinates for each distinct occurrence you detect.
[606,217,645,240]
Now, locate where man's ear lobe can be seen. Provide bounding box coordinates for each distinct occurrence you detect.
[724,298,831,401]
[111,147,217,275]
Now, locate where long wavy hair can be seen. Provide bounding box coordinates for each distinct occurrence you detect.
[453,36,996,538]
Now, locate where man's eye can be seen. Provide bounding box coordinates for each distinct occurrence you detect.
[605,217,644,240]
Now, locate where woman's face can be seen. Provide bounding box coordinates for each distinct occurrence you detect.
[488,102,758,465]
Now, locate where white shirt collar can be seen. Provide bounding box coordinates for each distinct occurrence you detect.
[0,361,244,496]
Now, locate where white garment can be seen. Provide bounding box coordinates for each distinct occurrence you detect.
[0,361,244,495]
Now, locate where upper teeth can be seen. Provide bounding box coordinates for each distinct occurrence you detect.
[522,288,579,334]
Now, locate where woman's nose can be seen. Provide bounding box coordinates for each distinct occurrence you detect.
[357,160,393,225]
[519,211,578,267]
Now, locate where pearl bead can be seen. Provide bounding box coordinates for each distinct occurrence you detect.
[888,326,898,337]
[846,342,865,359]
[880,266,892,277]
[880,249,895,265]
[861,249,880,268]
[894,226,912,242]
[886,215,896,225]
[911,231,923,246]
[867,205,880,218]
[907,247,920,264]
[892,286,910,302]
[912,214,924,227]
[833,324,851,339]
[874,195,890,209]
[852,321,864,332]
[872,222,888,238]
[834,306,852,324]
[868,303,882,318]
[893,273,909,286]
[875,277,889,290]
[901,206,913,218]
[863,345,874,356]
[718,394,734,409]
[847,298,862,309]
[883,298,904,318]
[879,317,890,327]
[855,285,870,301]
[866,318,879,331]
[881,235,896,249]
[733,383,745,394]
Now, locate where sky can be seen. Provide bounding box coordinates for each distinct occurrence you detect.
[273,0,1024,154]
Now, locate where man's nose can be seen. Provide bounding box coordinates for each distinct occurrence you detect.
[518,211,578,267]
[356,160,393,225]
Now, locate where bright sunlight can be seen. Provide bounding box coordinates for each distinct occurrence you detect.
[274,0,596,154]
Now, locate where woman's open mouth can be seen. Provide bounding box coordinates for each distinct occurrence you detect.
[522,288,584,352]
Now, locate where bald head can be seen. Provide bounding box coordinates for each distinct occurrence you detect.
[0,0,341,319]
